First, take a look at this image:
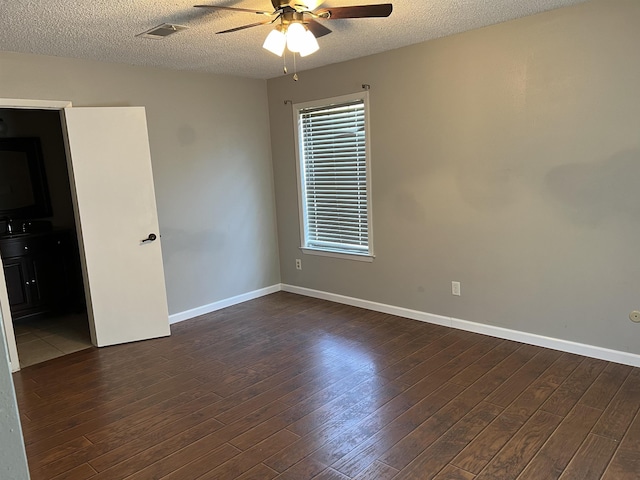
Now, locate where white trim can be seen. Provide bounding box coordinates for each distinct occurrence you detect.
[301,247,374,262]
[0,265,19,372]
[363,91,374,257]
[292,102,306,254]
[0,98,72,109]
[281,284,640,368]
[168,284,281,325]
[448,317,640,367]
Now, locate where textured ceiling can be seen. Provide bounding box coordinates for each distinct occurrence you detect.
[0,0,589,79]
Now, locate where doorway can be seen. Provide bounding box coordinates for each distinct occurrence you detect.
[0,99,171,374]
[0,108,91,368]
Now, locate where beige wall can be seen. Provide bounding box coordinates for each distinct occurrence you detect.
[0,51,281,315]
[268,0,640,354]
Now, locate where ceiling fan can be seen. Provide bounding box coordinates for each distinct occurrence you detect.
[195,1,393,57]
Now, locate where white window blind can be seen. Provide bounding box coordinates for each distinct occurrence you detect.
[297,95,372,257]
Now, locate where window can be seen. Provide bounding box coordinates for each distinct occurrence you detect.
[294,92,373,260]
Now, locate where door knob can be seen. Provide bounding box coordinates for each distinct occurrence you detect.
[142,233,157,243]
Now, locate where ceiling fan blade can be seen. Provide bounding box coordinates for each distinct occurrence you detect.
[195,5,273,16]
[315,4,392,19]
[305,19,332,38]
[216,19,273,34]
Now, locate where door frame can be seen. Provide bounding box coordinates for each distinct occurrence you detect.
[0,98,73,372]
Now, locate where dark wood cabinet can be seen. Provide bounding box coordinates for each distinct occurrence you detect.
[3,256,33,310]
[0,230,82,320]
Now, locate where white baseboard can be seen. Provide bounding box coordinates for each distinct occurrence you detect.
[282,284,451,327]
[168,284,281,325]
[169,283,640,367]
[282,284,640,368]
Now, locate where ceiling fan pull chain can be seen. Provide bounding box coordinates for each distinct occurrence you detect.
[283,49,288,74]
[293,53,299,81]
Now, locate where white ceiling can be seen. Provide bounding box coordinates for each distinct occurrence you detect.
[0,0,588,80]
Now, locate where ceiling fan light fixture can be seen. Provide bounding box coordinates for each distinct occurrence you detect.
[285,22,307,53]
[299,29,319,57]
[263,26,286,56]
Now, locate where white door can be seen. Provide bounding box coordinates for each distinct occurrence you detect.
[63,107,170,347]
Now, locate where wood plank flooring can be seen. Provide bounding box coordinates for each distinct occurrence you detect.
[12,292,640,479]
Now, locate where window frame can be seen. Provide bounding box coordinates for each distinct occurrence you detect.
[293,91,374,262]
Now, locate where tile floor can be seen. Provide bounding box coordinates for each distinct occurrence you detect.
[13,312,93,368]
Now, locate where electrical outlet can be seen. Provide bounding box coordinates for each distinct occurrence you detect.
[295,259,302,270]
[630,311,640,323]
[452,281,461,296]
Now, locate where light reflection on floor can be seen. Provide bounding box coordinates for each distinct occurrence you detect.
[299,333,389,445]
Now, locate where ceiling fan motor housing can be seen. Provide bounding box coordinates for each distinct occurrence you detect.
[273,0,293,9]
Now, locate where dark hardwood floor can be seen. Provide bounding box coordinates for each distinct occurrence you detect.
[12,292,640,479]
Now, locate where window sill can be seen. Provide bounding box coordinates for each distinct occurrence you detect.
[300,247,375,263]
